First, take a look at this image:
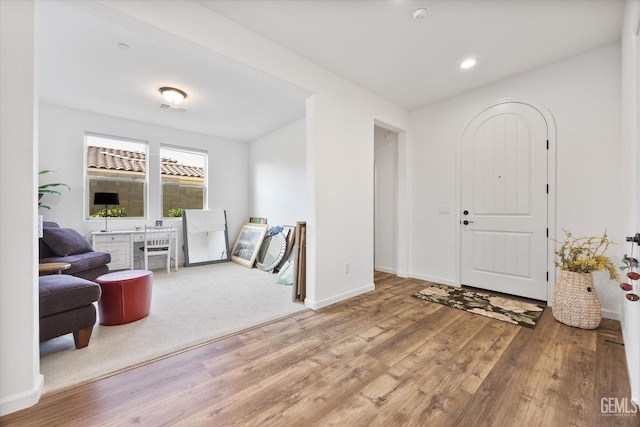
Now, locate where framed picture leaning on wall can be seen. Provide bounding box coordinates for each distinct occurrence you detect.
[231,223,268,268]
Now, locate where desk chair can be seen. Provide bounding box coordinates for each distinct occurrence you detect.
[139,225,173,273]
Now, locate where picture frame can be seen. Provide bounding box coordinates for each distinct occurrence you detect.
[155,220,163,227]
[231,223,268,268]
[249,216,267,224]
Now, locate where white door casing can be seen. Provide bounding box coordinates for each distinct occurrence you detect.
[460,102,549,301]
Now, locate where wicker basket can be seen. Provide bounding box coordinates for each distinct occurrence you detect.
[551,270,601,329]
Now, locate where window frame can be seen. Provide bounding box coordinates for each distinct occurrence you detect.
[160,144,208,218]
[85,132,149,221]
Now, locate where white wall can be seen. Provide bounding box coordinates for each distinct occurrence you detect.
[38,103,250,263]
[249,118,306,226]
[408,44,623,317]
[621,0,640,404]
[374,125,397,273]
[0,0,43,416]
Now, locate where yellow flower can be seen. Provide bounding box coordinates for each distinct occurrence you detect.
[553,229,620,281]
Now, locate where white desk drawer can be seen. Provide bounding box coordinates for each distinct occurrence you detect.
[100,244,130,256]
[94,234,130,244]
[95,241,131,270]
[107,254,131,270]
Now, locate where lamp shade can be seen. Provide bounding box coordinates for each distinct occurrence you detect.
[94,192,119,205]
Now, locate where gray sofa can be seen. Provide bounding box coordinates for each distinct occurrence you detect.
[39,222,110,348]
[40,222,110,281]
[39,274,101,348]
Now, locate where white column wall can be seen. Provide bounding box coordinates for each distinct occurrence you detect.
[621,0,640,404]
[249,118,306,227]
[0,0,43,416]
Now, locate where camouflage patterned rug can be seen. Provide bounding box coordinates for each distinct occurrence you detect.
[412,283,546,328]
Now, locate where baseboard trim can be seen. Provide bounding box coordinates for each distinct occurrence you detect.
[305,282,375,310]
[0,373,43,416]
[396,270,409,278]
[409,273,458,287]
[374,266,396,274]
[602,309,620,321]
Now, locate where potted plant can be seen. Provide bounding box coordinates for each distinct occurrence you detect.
[167,208,183,217]
[551,229,619,329]
[38,170,70,210]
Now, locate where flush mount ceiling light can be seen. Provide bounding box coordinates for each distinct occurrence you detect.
[460,58,477,69]
[412,7,427,20]
[159,87,187,105]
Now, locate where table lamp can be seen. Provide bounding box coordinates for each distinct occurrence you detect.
[94,192,119,232]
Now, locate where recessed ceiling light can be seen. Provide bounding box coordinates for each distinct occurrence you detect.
[460,58,477,69]
[412,7,427,20]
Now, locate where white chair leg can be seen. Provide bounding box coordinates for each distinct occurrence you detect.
[144,253,148,271]
[166,254,170,273]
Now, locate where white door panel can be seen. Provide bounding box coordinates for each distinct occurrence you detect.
[461,103,547,300]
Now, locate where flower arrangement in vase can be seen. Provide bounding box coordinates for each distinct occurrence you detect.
[551,229,619,329]
[553,229,620,281]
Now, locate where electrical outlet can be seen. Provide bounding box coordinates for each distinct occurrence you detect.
[438,206,451,215]
[344,263,350,273]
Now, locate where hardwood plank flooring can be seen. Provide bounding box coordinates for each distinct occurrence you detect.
[2,272,638,426]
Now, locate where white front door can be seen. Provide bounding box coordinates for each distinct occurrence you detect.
[460,102,548,301]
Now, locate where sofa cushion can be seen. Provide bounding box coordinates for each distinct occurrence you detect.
[39,275,101,318]
[43,227,94,257]
[40,251,111,276]
[39,223,60,259]
[39,237,57,259]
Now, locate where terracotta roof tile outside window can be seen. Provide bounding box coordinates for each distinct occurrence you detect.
[87,146,204,178]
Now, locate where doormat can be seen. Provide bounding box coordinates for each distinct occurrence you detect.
[412,284,545,328]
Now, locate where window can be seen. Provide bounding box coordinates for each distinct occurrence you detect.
[160,146,206,217]
[86,133,147,219]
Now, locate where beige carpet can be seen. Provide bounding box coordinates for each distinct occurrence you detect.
[39,262,307,394]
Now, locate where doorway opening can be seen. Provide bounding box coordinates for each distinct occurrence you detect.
[374,125,398,274]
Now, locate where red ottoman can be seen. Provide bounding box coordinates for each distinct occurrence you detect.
[96,270,153,325]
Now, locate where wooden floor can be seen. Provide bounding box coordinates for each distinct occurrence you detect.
[2,272,638,426]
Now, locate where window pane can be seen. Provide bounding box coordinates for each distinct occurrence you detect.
[86,133,147,218]
[160,146,206,217]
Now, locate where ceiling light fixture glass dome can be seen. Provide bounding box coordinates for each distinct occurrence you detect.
[159,87,187,104]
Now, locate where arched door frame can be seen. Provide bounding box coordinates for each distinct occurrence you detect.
[454,98,557,302]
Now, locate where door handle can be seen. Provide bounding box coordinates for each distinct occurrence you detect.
[463,220,474,225]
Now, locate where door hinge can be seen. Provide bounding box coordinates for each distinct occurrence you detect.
[546,271,549,281]
[546,184,549,194]
[546,139,549,150]
[546,228,549,237]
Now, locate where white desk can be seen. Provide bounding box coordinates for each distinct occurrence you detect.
[90,229,178,272]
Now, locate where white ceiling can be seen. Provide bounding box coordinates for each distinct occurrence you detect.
[38,0,625,142]
[38,1,310,142]
[200,0,625,109]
